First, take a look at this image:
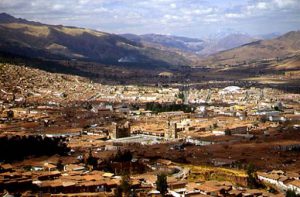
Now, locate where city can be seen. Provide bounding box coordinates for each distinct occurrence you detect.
[0,1,300,196]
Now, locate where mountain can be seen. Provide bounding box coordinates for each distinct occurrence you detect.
[0,13,192,68]
[121,33,257,56]
[121,33,206,53]
[200,30,300,66]
[198,33,257,56]
[255,32,282,40]
[205,28,247,40]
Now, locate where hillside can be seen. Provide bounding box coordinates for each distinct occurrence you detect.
[198,34,257,56]
[0,62,97,103]
[200,31,300,66]
[0,13,191,68]
[121,33,206,53]
[121,33,257,56]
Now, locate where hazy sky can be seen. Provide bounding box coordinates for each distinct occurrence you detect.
[0,0,300,38]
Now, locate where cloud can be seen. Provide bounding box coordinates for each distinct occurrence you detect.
[225,13,245,19]
[256,2,268,9]
[0,0,299,37]
[170,3,177,9]
[273,0,298,8]
[225,0,300,20]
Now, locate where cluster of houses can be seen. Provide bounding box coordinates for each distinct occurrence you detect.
[257,170,300,195]
[0,160,291,197]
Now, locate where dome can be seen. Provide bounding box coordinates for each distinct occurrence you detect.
[220,86,242,94]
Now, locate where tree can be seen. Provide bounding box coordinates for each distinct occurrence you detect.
[86,149,98,169]
[115,174,132,197]
[246,163,255,175]
[286,189,299,197]
[56,159,64,171]
[7,110,14,119]
[246,163,259,189]
[274,106,280,111]
[177,92,185,100]
[260,115,268,123]
[114,149,133,162]
[213,123,218,129]
[225,128,232,136]
[156,173,168,196]
[120,174,131,195]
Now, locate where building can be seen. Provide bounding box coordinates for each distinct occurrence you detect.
[165,121,180,139]
[111,121,131,139]
[257,171,300,194]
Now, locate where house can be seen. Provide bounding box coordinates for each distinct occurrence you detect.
[185,194,209,197]
[0,164,13,172]
[210,158,236,167]
[257,172,282,186]
[37,171,61,181]
[227,189,243,197]
[185,138,214,146]
[286,172,299,180]
[257,171,298,193]
[44,163,57,171]
[65,164,86,172]
[268,116,286,122]
[157,159,172,166]
[32,166,44,171]
[194,181,231,196]
[273,144,300,151]
[212,130,225,136]
[242,189,263,196]
[147,190,161,197]
[114,105,130,114]
[102,172,114,178]
[229,126,249,134]
[168,180,187,190]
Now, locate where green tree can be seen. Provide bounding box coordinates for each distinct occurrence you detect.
[120,174,131,195]
[246,163,259,189]
[225,128,232,136]
[7,110,14,119]
[177,92,185,100]
[56,159,64,171]
[86,149,98,169]
[286,189,299,197]
[213,123,218,129]
[114,149,133,162]
[156,173,168,196]
[274,106,280,111]
[246,163,255,175]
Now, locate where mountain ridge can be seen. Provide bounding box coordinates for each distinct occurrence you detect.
[121,32,259,56]
[0,13,192,68]
[199,30,300,66]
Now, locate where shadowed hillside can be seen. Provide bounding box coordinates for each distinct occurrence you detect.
[0,13,192,69]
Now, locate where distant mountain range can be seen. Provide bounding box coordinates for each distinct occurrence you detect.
[255,32,282,40]
[121,33,206,53]
[200,30,300,66]
[0,13,192,68]
[198,33,258,56]
[205,28,248,40]
[121,32,277,56]
[0,13,298,71]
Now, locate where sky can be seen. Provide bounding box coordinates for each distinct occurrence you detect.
[0,0,300,38]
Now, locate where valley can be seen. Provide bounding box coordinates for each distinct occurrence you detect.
[0,12,299,197]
